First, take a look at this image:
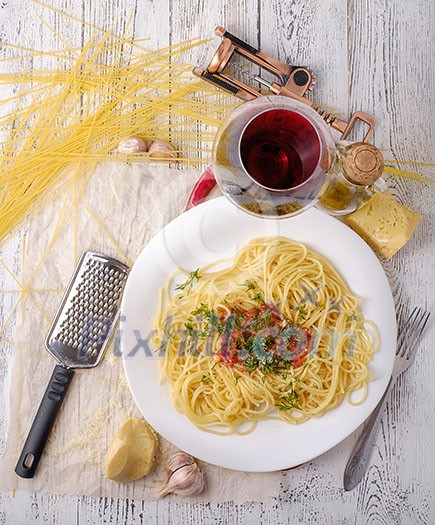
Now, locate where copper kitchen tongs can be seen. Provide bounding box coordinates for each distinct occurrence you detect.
[193,26,375,142]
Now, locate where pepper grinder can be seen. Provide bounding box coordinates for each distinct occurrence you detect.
[318,142,385,215]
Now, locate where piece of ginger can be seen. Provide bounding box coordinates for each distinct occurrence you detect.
[106,418,157,482]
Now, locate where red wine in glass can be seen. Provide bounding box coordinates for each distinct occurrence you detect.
[240,109,321,190]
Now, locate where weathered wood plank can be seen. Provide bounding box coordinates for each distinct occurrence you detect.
[347,1,435,524]
[260,0,348,112]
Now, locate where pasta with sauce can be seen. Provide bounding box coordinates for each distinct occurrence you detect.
[152,237,378,434]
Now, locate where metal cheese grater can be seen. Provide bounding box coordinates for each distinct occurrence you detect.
[15,252,129,478]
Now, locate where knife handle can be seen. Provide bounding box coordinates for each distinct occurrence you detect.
[15,364,74,478]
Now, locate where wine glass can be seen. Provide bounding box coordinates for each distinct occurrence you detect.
[213,95,337,218]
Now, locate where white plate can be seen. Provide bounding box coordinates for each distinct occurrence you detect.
[120,197,396,472]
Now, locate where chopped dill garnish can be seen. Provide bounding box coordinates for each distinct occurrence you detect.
[276,377,300,411]
[201,374,212,384]
[295,304,307,319]
[192,303,213,317]
[175,268,200,291]
[183,299,310,380]
[191,303,224,334]
[253,291,264,304]
[242,279,256,291]
[184,320,195,336]
[243,354,291,375]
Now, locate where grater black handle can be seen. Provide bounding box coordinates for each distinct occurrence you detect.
[15,364,74,478]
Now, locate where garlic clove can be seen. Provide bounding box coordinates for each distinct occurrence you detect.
[118,136,148,154]
[165,451,195,478]
[147,140,178,161]
[173,466,205,497]
[157,462,206,498]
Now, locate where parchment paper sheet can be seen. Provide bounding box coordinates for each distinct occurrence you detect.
[0,163,285,503]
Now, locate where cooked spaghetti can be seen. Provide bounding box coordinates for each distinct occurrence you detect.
[152,237,378,434]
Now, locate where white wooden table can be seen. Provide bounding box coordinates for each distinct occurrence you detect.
[1,1,434,523]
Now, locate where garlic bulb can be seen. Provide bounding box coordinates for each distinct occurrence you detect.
[157,451,205,498]
[147,140,178,161]
[165,450,195,477]
[118,136,148,154]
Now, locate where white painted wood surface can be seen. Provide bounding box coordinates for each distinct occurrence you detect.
[1,0,434,523]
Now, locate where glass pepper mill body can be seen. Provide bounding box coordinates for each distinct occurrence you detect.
[317,141,385,216]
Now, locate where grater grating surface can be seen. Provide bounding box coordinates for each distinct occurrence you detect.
[45,252,129,368]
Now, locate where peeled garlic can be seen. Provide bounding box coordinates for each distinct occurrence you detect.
[118,136,148,154]
[147,140,178,161]
[157,451,205,498]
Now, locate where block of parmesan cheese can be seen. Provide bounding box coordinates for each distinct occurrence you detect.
[345,192,421,259]
[106,418,157,482]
